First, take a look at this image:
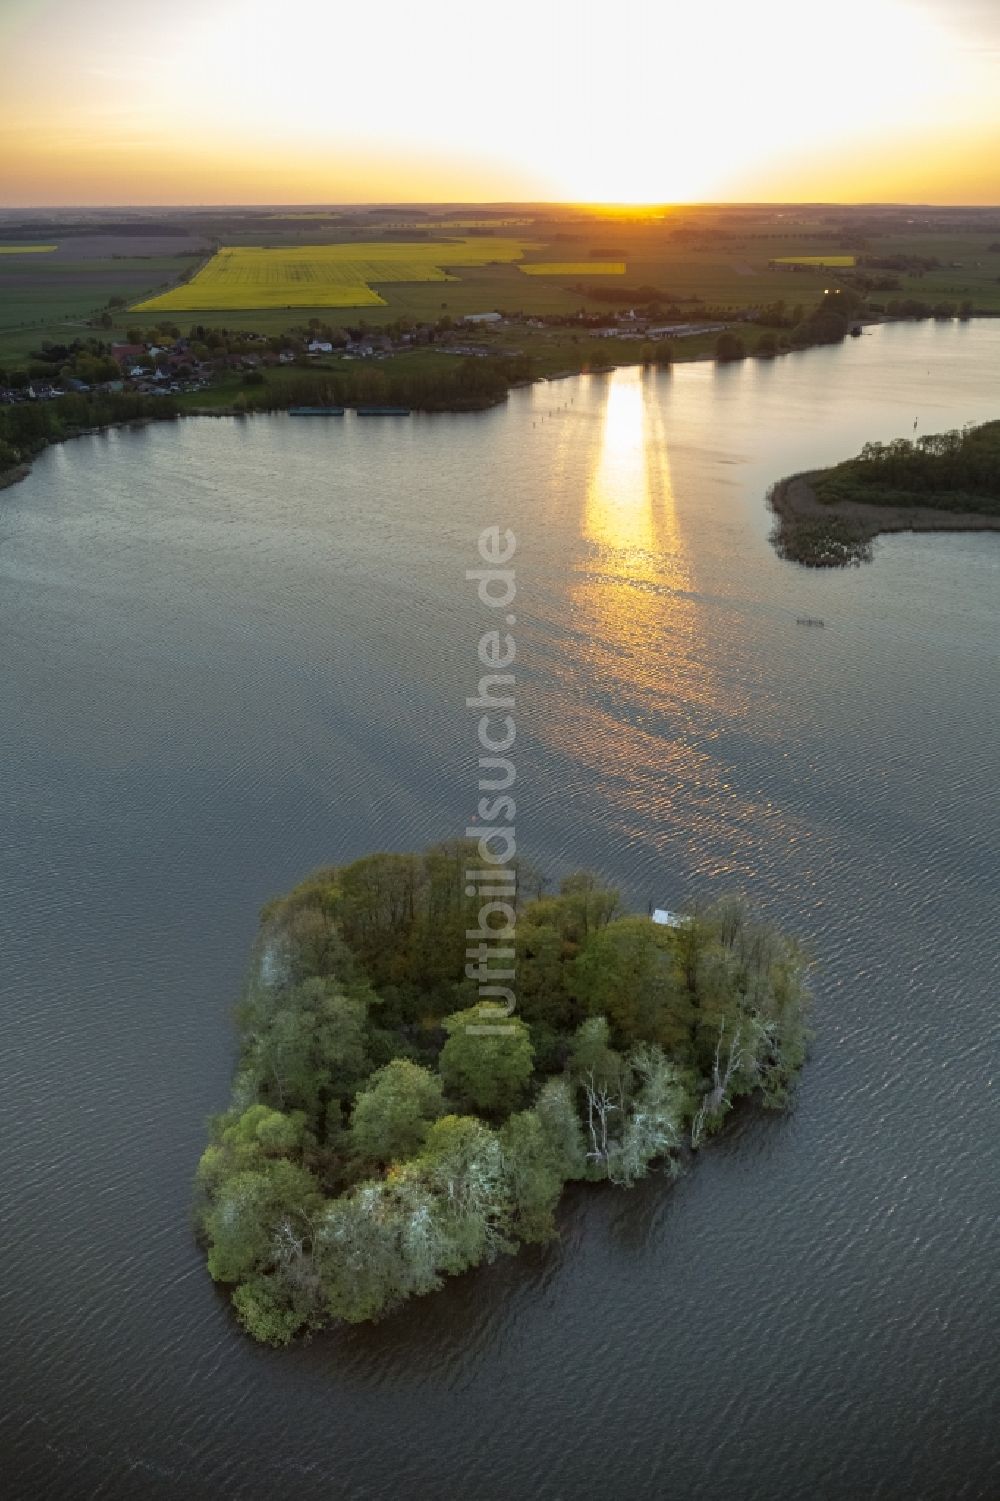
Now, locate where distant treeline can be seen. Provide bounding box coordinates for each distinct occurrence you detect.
[235,354,534,413]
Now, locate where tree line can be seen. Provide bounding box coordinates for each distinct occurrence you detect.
[231,355,534,413]
[0,389,178,474]
[814,421,1000,512]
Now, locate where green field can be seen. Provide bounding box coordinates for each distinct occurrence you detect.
[133,239,539,312]
[0,253,205,361]
[858,232,1000,312]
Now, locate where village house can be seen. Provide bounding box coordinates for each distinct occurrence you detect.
[110,342,147,369]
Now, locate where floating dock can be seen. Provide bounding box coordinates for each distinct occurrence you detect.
[288,406,345,416]
[355,405,411,416]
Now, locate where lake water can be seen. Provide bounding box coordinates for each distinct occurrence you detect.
[1,321,998,1500]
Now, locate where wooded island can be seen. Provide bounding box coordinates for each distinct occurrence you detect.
[195,843,811,1344]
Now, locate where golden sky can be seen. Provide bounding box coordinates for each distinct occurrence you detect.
[1,0,998,205]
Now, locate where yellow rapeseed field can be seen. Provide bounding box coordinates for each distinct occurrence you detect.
[0,244,57,254]
[133,239,538,311]
[772,255,856,267]
[519,262,625,276]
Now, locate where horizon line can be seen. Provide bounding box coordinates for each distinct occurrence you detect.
[2,199,1000,213]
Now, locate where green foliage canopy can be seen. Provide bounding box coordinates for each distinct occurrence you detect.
[195,842,811,1343]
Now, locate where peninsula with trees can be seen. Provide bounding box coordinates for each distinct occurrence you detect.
[195,842,811,1345]
[769,419,1000,565]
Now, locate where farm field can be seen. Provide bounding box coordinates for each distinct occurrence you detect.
[133,238,540,312]
[862,232,1000,312]
[2,211,997,368]
[126,264,600,335]
[520,261,625,275]
[772,254,857,266]
[124,232,837,330]
[0,251,207,361]
[0,244,57,254]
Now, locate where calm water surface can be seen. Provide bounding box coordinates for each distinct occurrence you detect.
[1,322,998,1500]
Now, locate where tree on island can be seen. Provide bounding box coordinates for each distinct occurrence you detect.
[439,1008,535,1114]
[350,1059,444,1166]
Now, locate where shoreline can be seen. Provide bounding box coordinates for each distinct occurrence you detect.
[0,370,592,492]
[0,461,30,491]
[0,319,869,491]
[768,471,1000,566]
[1,321,994,499]
[0,387,524,491]
[0,416,165,494]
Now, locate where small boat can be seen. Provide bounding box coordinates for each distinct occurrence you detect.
[288,406,345,416]
[355,405,411,416]
[796,616,826,627]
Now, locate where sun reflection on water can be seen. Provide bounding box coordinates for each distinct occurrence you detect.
[584,376,657,556]
[531,368,790,881]
[581,368,693,660]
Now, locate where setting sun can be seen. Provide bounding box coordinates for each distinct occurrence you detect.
[1,0,997,204]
